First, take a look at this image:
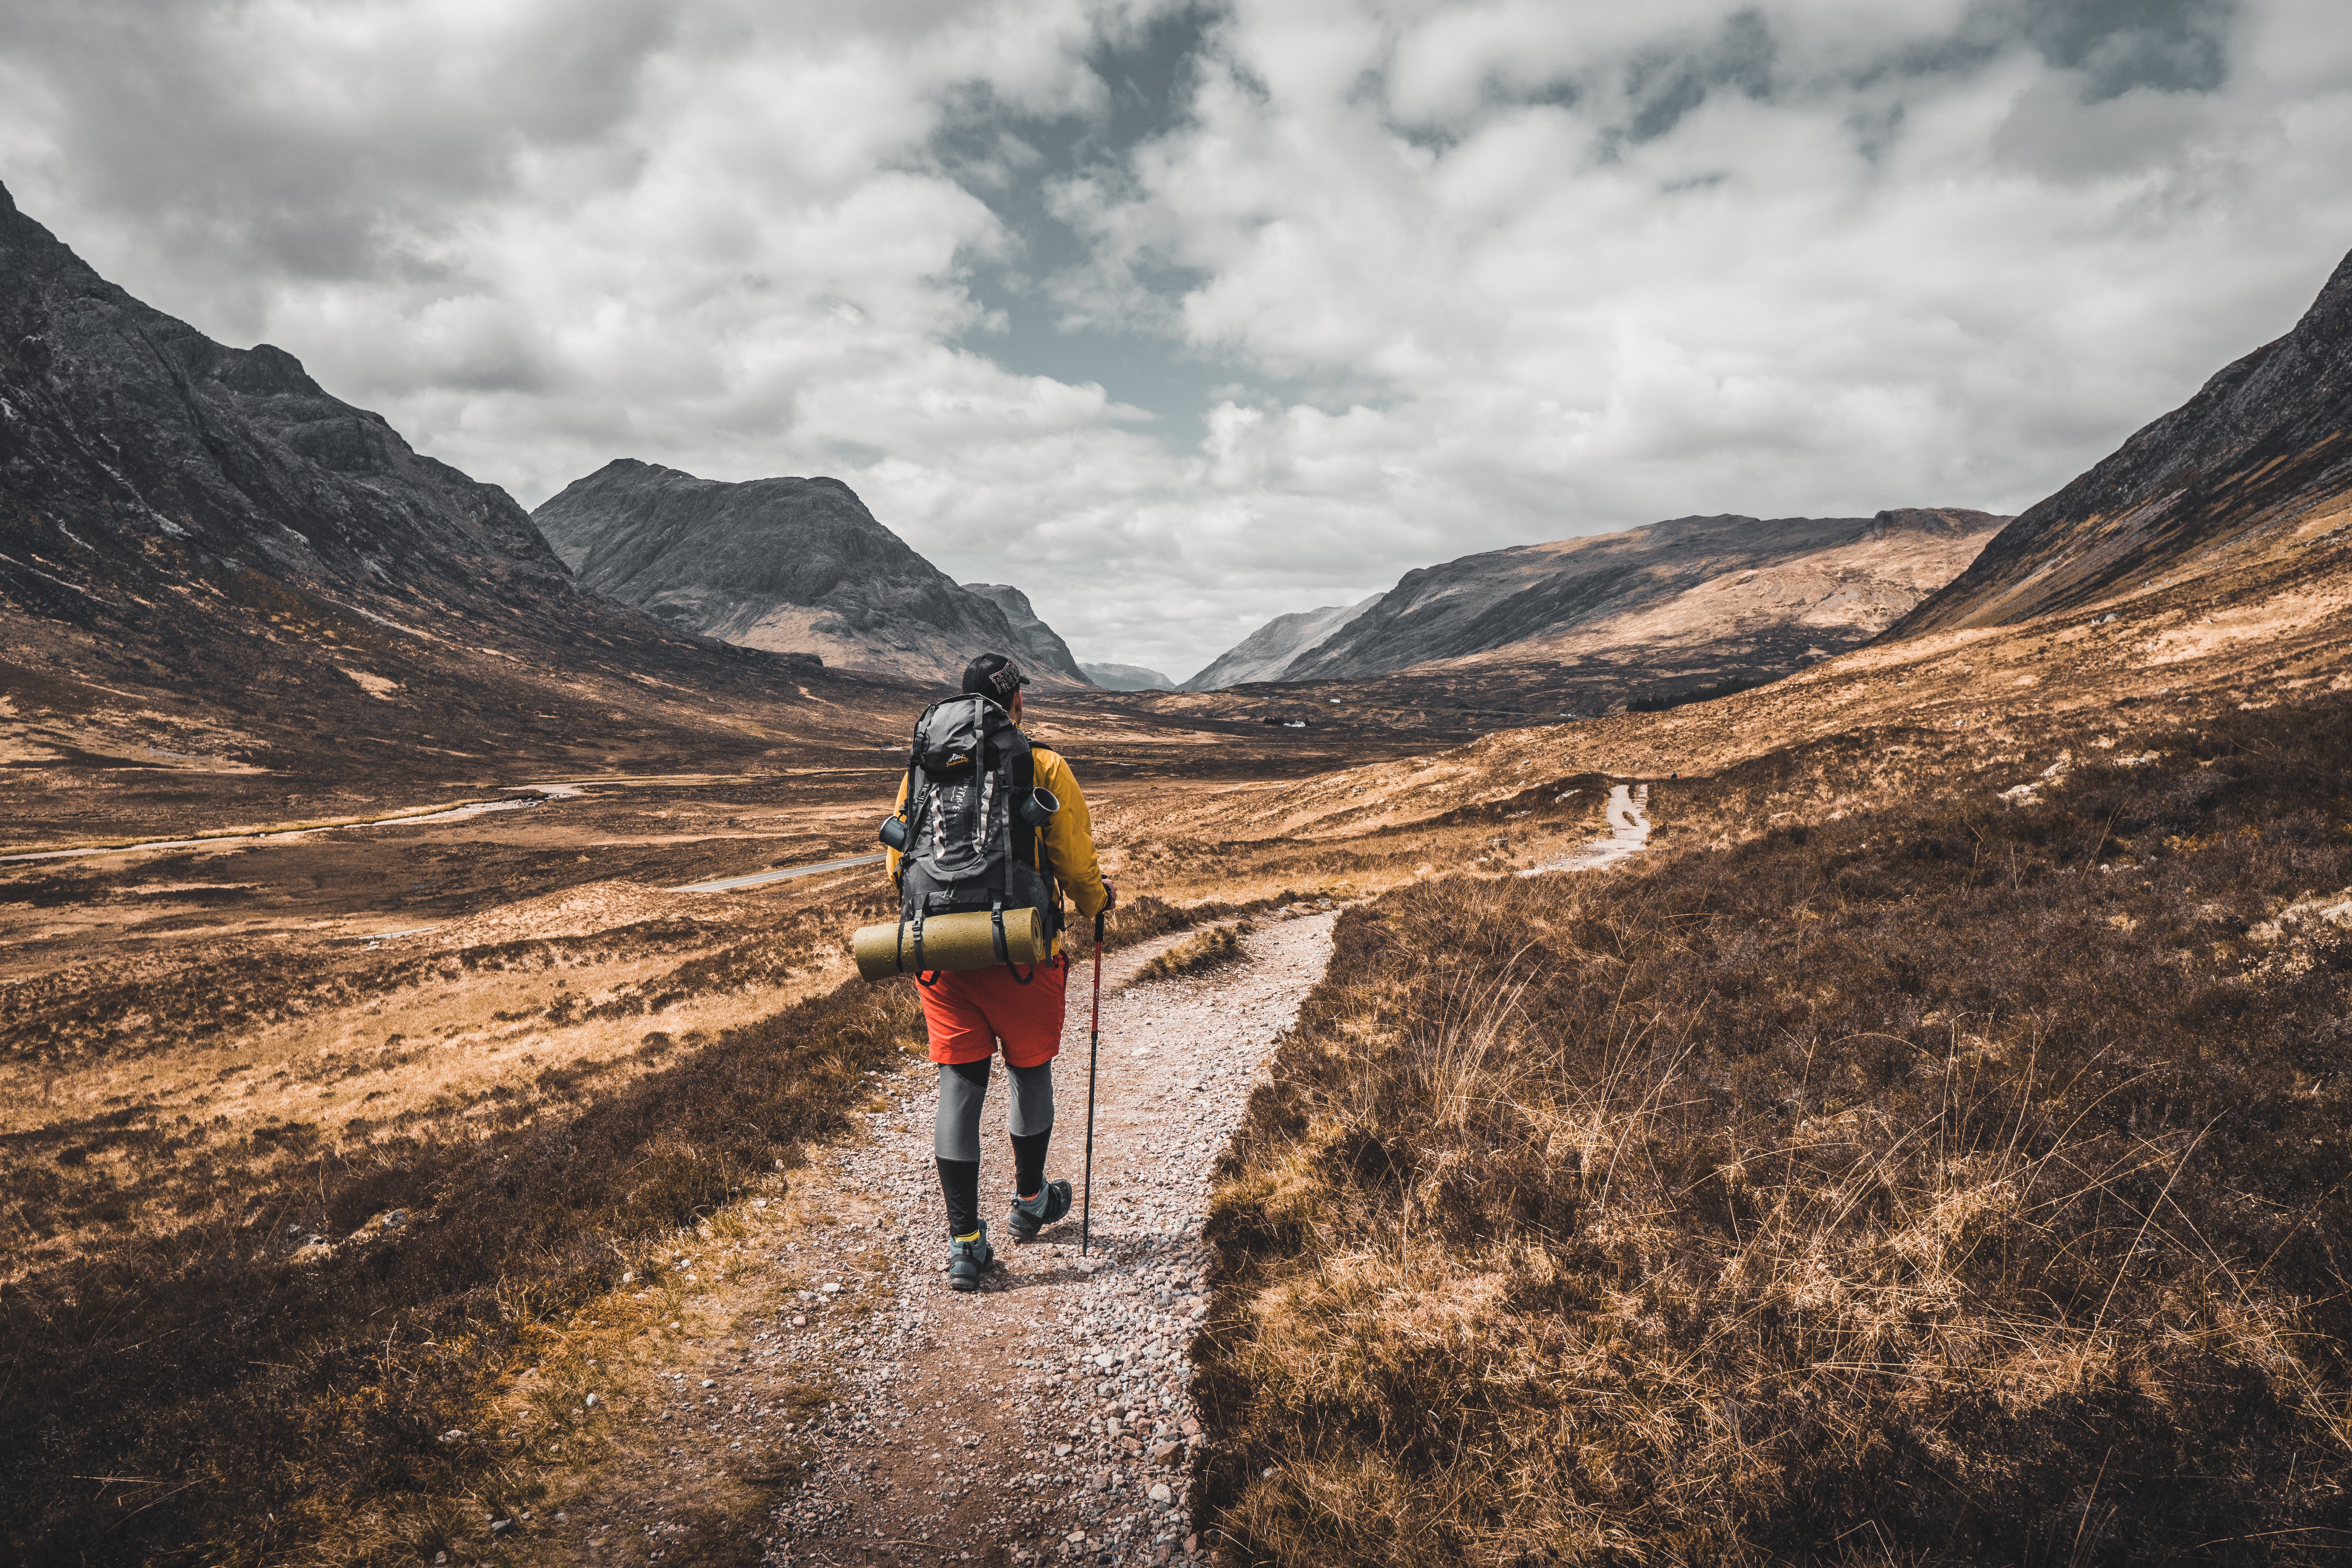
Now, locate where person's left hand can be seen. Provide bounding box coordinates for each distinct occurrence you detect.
[1101,878,1119,912]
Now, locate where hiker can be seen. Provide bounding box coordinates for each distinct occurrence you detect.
[883,652,1116,1291]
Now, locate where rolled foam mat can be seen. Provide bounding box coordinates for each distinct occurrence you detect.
[852,907,1047,981]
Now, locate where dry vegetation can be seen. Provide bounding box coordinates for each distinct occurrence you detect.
[1135,922,1256,985]
[0,967,924,1564]
[7,532,2348,1566]
[1196,694,2352,1566]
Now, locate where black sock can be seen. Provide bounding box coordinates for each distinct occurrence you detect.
[936,1158,980,1238]
[1010,1128,1052,1197]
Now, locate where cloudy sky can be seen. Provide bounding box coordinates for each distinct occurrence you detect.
[3,0,2349,681]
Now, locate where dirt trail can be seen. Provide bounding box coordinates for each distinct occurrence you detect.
[513,909,1339,1568]
[1521,781,1650,875]
[742,907,1338,1566]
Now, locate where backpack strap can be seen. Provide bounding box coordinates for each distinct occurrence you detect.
[992,899,1035,985]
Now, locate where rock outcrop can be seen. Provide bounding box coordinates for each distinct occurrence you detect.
[1896,247,2352,634]
[531,462,1078,686]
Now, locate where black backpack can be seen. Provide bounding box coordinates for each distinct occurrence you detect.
[882,694,1060,979]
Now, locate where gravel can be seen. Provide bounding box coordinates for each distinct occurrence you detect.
[760,907,1341,1567]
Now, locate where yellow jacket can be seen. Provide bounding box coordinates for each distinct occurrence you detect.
[887,741,1109,940]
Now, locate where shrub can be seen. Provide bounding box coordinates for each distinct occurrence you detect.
[1196,696,2352,1566]
[0,978,922,1565]
[1136,923,1255,984]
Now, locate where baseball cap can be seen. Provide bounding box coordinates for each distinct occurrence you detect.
[961,652,1029,699]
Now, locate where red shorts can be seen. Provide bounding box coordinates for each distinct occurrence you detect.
[917,954,1069,1067]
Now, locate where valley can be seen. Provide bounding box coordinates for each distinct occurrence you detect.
[5,169,2352,1568]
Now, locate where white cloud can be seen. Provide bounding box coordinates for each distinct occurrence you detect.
[2,0,2350,683]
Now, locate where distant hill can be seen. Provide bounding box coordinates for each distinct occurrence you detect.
[1182,597,1379,690]
[1082,662,1175,691]
[1896,247,2352,635]
[961,583,1091,684]
[0,179,857,782]
[531,462,1080,687]
[1185,512,2005,709]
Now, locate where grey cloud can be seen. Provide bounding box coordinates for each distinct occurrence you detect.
[2015,0,2233,99]
[0,0,2339,683]
[1,0,673,297]
[1991,74,2223,179]
[1624,8,1780,144]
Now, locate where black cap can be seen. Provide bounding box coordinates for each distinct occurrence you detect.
[961,652,1028,699]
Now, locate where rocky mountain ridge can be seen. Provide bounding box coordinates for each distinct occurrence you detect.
[1182,597,1379,690]
[1897,246,2352,634]
[0,178,890,784]
[530,462,1086,687]
[961,582,1090,684]
[1082,661,1176,691]
[1188,510,2006,707]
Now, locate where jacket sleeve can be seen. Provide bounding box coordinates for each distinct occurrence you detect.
[1034,748,1109,918]
[885,771,910,887]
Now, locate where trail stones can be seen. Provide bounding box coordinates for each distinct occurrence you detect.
[761,911,1339,1560]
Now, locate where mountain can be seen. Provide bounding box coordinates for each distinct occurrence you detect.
[1177,512,2002,717]
[530,462,1080,687]
[961,583,1091,683]
[1082,662,1174,691]
[0,185,574,620]
[1287,510,2003,685]
[1896,248,2352,635]
[0,179,894,788]
[1182,596,1380,690]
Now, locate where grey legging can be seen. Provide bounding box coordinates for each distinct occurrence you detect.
[934,1057,1055,1160]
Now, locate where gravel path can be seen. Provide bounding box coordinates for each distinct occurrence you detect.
[757,906,1342,1566]
[1521,781,1649,875]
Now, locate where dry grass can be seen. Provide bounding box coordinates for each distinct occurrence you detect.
[0,972,925,1566]
[1195,694,2352,1566]
[1135,922,1256,984]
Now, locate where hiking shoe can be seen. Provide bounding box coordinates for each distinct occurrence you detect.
[948,1224,995,1292]
[1006,1179,1073,1241]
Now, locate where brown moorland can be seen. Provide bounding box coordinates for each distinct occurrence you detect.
[0,660,1484,1568]
[8,192,2352,1568]
[1198,691,2352,1565]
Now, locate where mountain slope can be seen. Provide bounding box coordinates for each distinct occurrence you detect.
[1183,596,1380,690]
[1897,248,2352,635]
[961,582,1090,683]
[1285,510,2001,686]
[0,178,890,798]
[1082,662,1174,691]
[530,461,1077,686]
[0,186,571,619]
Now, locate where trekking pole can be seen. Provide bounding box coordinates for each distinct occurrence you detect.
[1082,910,1105,1257]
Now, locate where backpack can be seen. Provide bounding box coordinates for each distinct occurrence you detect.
[885,694,1061,980]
